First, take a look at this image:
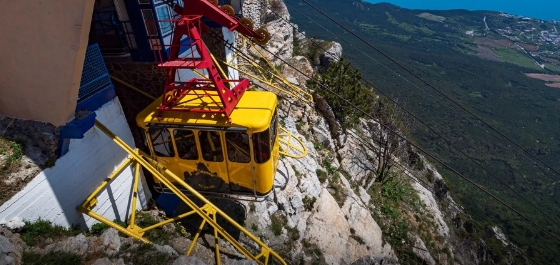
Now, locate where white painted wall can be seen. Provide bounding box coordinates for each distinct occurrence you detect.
[0,98,150,229]
[223,28,240,87]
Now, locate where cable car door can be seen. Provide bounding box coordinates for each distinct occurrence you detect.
[190,130,230,193]
[224,131,254,194]
[147,128,181,178]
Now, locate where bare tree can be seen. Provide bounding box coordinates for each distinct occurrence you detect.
[362,98,410,189]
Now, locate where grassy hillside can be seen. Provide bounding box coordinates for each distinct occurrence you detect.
[285,0,560,263]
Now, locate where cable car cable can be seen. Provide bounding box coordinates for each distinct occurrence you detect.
[267,7,560,226]
[298,0,560,183]
[210,33,560,242]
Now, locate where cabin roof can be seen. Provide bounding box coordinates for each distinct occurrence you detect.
[136,91,277,134]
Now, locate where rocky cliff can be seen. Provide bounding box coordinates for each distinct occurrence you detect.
[235,1,529,264]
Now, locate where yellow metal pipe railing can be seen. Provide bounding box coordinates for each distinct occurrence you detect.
[77,120,286,265]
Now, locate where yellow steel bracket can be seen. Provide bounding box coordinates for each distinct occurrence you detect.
[278,126,307,159]
[219,36,313,103]
[77,120,287,265]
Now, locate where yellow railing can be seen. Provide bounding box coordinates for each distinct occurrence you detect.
[217,36,313,103]
[77,120,286,265]
[278,126,307,158]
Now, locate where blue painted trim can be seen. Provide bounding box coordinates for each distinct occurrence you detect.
[57,112,97,156]
[57,85,116,157]
[76,85,117,112]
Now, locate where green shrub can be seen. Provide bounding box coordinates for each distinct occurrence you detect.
[306,59,374,129]
[90,223,110,236]
[303,196,317,211]
[23,251,83,265]
[316,169,327,183]
[323,161,337,175]
[270,214,284,236]
[313,142,324,150]
[20,219,79,246]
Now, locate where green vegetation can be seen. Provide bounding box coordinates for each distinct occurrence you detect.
[129,244,175,265]
[0,137,24,176]
[270,213,284,236]
[286,0,560,263]
[306,59,374,129]
[316,169,327,183]
[545,63,560,73]
[302,196,317,211]
[23,251,83,265]
[322,160,336,175]
[20,219,80,247]
[493,48,543,70]
[137,212,170,245]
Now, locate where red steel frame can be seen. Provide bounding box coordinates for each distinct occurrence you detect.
[149,0,266,119]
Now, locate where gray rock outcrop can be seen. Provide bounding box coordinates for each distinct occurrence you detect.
[319,42,343,73]
[0,235,17,265]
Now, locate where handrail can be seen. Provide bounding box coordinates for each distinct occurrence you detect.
[77,120,286,265]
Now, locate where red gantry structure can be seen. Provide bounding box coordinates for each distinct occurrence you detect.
[149,0,270,119]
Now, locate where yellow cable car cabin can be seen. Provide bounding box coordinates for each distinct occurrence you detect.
[136,91,279,197]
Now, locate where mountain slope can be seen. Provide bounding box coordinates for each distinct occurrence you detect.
[284,0,560,263]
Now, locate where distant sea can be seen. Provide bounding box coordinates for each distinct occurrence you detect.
[363,0,560,21]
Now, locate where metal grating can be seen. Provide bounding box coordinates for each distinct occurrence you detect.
[79,43,111,100]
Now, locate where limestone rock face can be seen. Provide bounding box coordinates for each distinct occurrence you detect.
[341,197,383,254]
[266,0,290,22]
[91,257,125,265]
[319,42,343,73]
[304,189,353,265]
[45,234,89,255]
[313,93,343,139]
[0,229,23,265]
[312,116,335,151]
[100,228,121,255]
[413,236,436,265]
[260,19,293,65]
[337,129,377,185]
[0,235,17,265]
[172,256,208,265]
[242,0,268,29]
[351,255,399,265]
[282,56,313,88]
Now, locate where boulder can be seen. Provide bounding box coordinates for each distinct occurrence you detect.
[313,93,343,139]
[0,235,17,265]
[413,236,436,265]
[319,42,342,73]
[241,0,267,28]
[282,56,313,89]
[153,244,179,257]
[91,257,125,265]
[312,116,335,151]
[46,234,89,255]
[258,19,293,65]
[172,256,208,265]
[342,198,383,254]
[100,228,121,255]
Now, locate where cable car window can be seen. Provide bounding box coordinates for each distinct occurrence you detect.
[270,110,278,146]
[199,131,224,162]
[253,129,270,164]
[174,130,198,160]
[149,128,175,157]
[226,132,251,163]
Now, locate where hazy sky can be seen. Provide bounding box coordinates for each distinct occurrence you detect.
[363,0,560,21]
